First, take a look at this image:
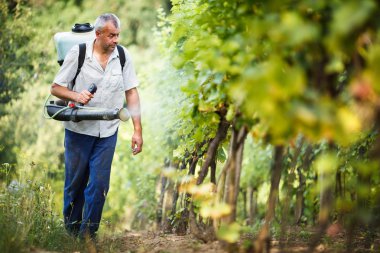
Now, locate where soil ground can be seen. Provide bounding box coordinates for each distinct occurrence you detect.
[96,229,379,253]
[30,227,379,253]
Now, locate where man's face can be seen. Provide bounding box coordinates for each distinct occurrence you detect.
[96,21,120,53]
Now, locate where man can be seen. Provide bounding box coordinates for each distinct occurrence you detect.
[51,13,143,239]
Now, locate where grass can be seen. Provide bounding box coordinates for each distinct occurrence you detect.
[0,164,75,252]
[0,163,124,253]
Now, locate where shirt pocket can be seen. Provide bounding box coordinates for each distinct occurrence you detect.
[108,69,123,92]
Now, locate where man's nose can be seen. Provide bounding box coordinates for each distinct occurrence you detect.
[113,36,119,44]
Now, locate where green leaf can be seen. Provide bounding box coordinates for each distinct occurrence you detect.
[216,223,241,243]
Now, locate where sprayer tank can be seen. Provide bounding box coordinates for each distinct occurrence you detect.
[54,31,95,63]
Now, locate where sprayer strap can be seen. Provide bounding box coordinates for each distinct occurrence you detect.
[117,45,126,70]
[73,43,86,87]
[72,44,125,89]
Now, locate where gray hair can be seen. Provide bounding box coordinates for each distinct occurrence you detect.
[94,13,120,31]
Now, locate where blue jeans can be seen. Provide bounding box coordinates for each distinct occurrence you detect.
[63,129,117,238]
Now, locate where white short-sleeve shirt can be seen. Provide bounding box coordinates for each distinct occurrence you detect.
[53,40,139,138]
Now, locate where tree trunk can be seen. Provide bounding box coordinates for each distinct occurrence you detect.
[175,192,190,235]
[253,145,284,253]
[307,159,334,253]
[214,160,228,231]
[175,155,199,235]
[197,115,230,185]
[223,126,248,224]
[242,189,247,222]
[156,175,168,230]
[170,187,179,222]
[294,145,313,224]
[219,125,248,253]
[157,158,172,230]
[210,159,217,184]
[294,167,305,224]
[128,19,140,45]
[335,169,344,223]
[189,155,199,176]
[280,138,304,249]
[162,178,175,233]
[247,186,257,226]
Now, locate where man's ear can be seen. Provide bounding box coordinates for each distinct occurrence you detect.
[95,30,101,37]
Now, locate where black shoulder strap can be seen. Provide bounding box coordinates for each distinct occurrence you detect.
[71,44,123,88]
[117,45,126,71]
[72,43,86,87]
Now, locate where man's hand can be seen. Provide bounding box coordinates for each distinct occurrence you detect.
[76,90,94,105]
[131,130,143,155]
[51,83,94,105]
[125,87,143,155]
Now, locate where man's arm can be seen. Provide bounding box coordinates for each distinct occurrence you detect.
[125,87,143,155]
[51,83,93,105]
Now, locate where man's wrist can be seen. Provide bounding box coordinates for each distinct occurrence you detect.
[69,91,79,103]
[134,127,142,133]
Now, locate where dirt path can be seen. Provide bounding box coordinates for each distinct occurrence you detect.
[104,231,330,253]
[110,231,225,253]
[32,230,377,253]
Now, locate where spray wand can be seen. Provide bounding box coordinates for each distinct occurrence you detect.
[44,84,130,122]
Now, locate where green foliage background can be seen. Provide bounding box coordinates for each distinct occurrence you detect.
[1,0,380,252]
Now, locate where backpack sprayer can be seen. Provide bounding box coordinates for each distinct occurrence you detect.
[44,23,130,122]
